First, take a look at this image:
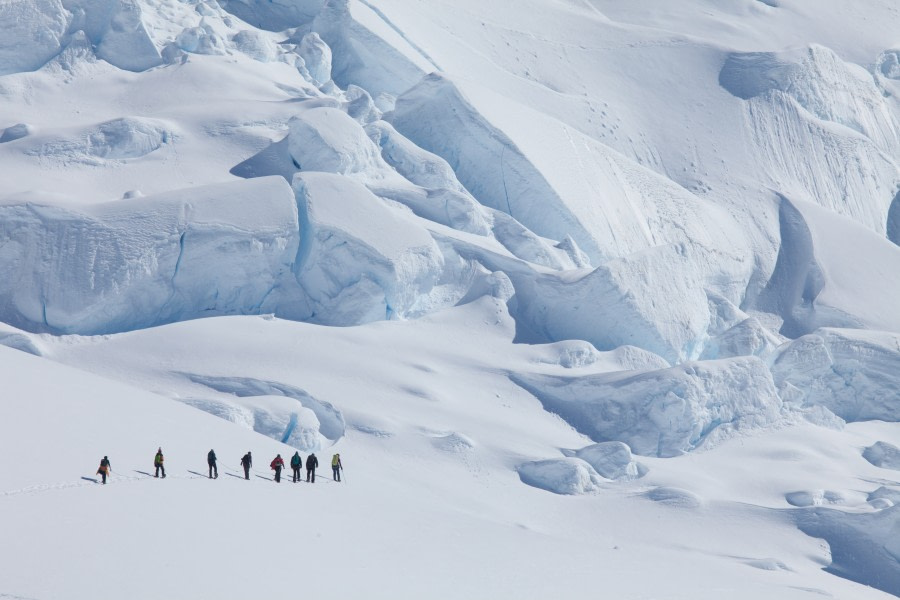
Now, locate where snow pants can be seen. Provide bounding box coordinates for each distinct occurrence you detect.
[306,468,315,483]
[292,466,301,482]
[333,466,341,482]
[155,464,166,478]
[243,465,250,479]
[208,462,217,478]
[274,466,282,482]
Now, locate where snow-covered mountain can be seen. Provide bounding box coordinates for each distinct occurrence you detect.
[2,0,900,598]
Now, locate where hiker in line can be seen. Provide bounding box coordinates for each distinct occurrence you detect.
[208,449,218,479]
[240,451,252,480]
[332,453,343,482]
[271,454,285,483]
[306,452,318,483]
[290,451,302,483]
[154,447,166,478]
[97,456,111,484]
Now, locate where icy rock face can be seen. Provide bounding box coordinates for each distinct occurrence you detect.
[517,458,601,495]
[863,442,900,470]
[176,25,225,55]
[298,32,332,87]
[512,356,783,457]
[512,241,750,363]
[288,108,393,180]
[87,0,163,70]
[231,30,277,62]
[574,442,647,481]
[0,0,69,75]
[0,177,298,334]
[364,120,469,195]
[770,328,900,422]
[721,46,900,234]
[292,172,465,325]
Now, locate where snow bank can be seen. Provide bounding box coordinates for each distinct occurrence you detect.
[863,442,900,471]
[517,457,601,495]
[0,177,298,334]
[771,328,900,422]
[512,356,783,457]
[291,172,465,325]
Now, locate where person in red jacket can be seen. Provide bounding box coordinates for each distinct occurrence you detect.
[270,454,285,483]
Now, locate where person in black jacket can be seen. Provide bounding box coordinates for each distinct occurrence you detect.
[240,451,252,480]
[305,452,318,483]
[207,449,218,479]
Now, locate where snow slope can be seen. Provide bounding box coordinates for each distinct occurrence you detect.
[3,0,900,597]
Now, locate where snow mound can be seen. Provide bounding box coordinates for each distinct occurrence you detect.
[785,489,848,508]
[512,356,784,457]
[291,172,465,325]
[28,117,173,162]
[771,328,900,422]
[642,487,703,509]
[1,123,34,143]
[574,442,647,481]
[868,487,900,507]
[0,323,44,356]
[517,457,600,495]
[863,442,900,471]
[0,177,298,334]
[298,32,332,87]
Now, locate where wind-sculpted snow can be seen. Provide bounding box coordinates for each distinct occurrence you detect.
[795,505,900,597]
[185,373,345,444]
[0,0,68,75]
[771,328,900,423]
[863,442,900,471]
[26,117,173,162]
[512,357,784,457]
[757,197,900,337]
[0,177,298,334]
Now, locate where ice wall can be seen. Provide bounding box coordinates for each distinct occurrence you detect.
[0,177,298,334]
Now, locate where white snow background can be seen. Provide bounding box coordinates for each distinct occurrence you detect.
[2,0,900,598]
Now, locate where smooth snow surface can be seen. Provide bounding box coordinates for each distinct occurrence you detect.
[3,0,900,598]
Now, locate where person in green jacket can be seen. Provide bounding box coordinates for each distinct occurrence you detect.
[332,453,343,482]
[290,451,302,483]
[154,447,166,478]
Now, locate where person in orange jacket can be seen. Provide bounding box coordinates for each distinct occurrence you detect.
[97,456,111,484]
[270,454,285,483]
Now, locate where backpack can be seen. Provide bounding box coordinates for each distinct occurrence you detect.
[291,454,301,467]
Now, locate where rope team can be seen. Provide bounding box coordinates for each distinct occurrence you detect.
[95,449,344,484]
